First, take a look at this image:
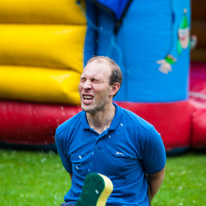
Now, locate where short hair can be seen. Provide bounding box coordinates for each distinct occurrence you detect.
[86,56,123,86]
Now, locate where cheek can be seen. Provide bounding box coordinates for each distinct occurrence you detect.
[78,86,82,96]
[78,83,83,91]
[98,88,112,100]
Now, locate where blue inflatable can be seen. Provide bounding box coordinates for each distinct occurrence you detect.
[86,0,191,102]
[84,0,192,153]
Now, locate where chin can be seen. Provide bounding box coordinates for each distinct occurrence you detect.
[81,104,95,113]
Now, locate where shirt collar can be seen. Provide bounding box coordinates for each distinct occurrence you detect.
[81,111,90,130]
[109,103,123,131]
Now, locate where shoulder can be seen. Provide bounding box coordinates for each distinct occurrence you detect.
[119,106,154,132]
[117,105,163,147]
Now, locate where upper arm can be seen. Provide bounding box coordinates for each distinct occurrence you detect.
[55,131,72,173]
[141,127,166,174]
[147,166,166,199]
[147,166,165,180]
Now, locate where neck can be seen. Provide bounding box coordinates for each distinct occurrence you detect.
[86,104,115,134]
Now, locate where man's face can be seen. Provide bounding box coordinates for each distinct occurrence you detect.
[79,61,113,113]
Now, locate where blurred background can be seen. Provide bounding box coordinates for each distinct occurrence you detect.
[0,0,205,205]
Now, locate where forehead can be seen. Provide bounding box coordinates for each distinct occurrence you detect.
[82,61,112,80]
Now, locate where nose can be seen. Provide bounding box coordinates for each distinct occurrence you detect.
[82,79,92,89]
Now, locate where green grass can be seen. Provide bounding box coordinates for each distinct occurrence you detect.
[153,152,206,206]
[0,149,205,206]
[0,149,69,206]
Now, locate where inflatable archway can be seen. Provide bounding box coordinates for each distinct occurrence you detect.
[0,0,205,154]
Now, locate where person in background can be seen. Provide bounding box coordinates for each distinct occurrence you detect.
[55,56,166,206]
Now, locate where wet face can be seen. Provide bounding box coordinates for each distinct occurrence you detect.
[79,61,113,113]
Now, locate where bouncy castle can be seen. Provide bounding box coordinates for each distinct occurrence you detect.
[0,0,205,154]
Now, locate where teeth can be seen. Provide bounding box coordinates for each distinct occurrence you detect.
[83,95,93,100]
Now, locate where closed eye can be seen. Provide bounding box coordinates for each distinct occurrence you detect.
[80,77,86,83]
[80,77,102,84]
[91,78,102,84]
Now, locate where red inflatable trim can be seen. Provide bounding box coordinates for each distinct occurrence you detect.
[0,100,192,151]
[190,62,206,148]
[190,100,206,148]
[115,101,192,151]
[0,101,81,145]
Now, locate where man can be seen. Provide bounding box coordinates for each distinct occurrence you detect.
[55,56,166,206]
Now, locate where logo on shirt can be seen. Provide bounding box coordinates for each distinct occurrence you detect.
[115,152,125,157]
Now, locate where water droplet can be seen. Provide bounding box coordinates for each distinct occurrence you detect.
[95,190,99,194]
[41,157,47,163]
[120,123,124,127]
[20,194,24,198]
[88,168,91,172]
[79,155,82,159]
[178,186,183,190]
[76,166,79,170]
[91,152,94,155]
[108,135,111,139]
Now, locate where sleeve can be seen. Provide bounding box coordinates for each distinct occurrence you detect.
[141,127,166,174]
[55,130,72,174]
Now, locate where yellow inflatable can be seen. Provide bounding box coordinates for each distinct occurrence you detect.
[0,66,81,105]
[0,25,86,72]
[0,0,86,24]
[0,0,87,105]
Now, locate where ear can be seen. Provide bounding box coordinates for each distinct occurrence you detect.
[110,82,120,97]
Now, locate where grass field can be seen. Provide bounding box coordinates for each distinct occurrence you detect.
[0,149,205,206]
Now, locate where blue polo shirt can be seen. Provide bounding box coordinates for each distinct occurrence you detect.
[55,103,166,206]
